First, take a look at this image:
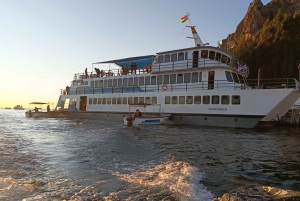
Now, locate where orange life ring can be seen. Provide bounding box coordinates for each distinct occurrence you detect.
[78,89,82,94]
[162,84,168,91]
[115,87,119,93]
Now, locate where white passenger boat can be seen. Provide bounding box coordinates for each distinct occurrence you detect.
[123,104,170,126]
[53,16,300,128]
[14,105,24,110]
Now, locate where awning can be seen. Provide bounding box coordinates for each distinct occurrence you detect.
[29,102,48,104]
[93,55,156,69]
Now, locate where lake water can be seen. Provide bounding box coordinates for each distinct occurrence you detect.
[0,109,300,200]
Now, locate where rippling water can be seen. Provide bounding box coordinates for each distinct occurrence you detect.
[0,109,300,200]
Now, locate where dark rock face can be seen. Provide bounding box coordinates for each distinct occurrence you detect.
[227,0,300,46]
[213,186,300,201]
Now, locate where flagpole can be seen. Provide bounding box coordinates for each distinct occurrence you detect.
[186,12,192,27]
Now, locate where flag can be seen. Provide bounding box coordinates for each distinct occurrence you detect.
[181,15,188,23]
[191,27,197,34]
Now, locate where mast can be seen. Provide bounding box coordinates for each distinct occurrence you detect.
[185,13,205,47]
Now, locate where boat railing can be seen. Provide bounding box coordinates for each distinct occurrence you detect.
[72,58,246,81]
[61,78,297,95]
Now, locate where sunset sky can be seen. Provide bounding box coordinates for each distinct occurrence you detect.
[0,0,270,108]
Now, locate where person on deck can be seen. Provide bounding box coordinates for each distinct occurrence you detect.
[47,105,50,112]
[33,107,39,112]
[133,109,142,118]
[85,68,88,78]
[66,86,70,95]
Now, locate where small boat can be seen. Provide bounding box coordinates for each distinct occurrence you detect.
[14,105,24,110]
[25,102,62,118]
[123,104,170,126]
[5,107,11,109]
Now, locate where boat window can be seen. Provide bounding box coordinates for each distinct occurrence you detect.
[99,80,103,88]
[165,96,170,104]
[98,98,102,104]
[128,78,133,86]
[225,71,233,82]
[128,97,133,104]
[113,79,117,87]
[158,55,164,63]
[103,80,108,88]
[172,96,177,104]
[134,97,138,104]
[93,98,97,104]
[171,53,177,62]
[84,81,88,85]
[107,98,111,104]
[227,58,231,65]
[212,96,219,104]
[139,97,144,103]
[90,81,94,88]
[201,50,208,59]
[102,98,106,104]
[164,55,170,62]
[134,77,139,86]
[123,78,128,86]
[192,72,198,83]
[89,98,92,105]
[139,77,144,86]
[152,97,157,104]
[232,73,239,83]
[117,97,122,104]
[209,51,215,60]
[170,74,176,84]
[184,73,191,83]
[108,79,112,87]
[151,76,156,85]
[178,53,184,61]
[122,97,127,104]
[194,96,201,104]
[221,55,228,64]
[112,97,116,104]
[118,78,122,87]
[185,52,188,60]
[177,74,183,84]
[221,96,229,104]
[157,75,163,85]
[179,96,185,104]
[232,95,240,105]
[146,97,151,104]
[145,76,150,85]
[163,75,169,84]
[203,96,210,104]
[95,80,99,88]
[237,74,244,84]
[216,52,221,61]
[186,96,193,104]
[199,72,202,82]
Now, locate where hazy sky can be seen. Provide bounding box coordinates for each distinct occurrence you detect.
[0,0,270,108]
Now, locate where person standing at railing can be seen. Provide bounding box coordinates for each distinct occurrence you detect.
[47,105,50,112]
[66,86,70,95]
[130,63,134,74]
[85,68,88,78]
[124,65,128,75]
[133,63,137,74]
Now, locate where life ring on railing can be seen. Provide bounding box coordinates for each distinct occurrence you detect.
[78,89,82,94]
[115,87,119,93]
[162,84,168,91]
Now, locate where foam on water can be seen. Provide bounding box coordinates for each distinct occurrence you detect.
[104,158,214,201]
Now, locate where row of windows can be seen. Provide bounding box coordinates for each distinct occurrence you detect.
[90,72,204,88]
[157,50,231,65]
[88,95,240,105]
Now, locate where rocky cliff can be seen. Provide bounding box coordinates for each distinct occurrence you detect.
[224,0,300,48]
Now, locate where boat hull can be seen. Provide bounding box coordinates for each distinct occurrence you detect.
[123,115,169,126]
[25,111,64,118]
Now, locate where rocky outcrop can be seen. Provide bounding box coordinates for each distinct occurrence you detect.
[224,0,300,48]
[213,186,300,201]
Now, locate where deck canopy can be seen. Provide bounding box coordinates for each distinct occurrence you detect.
[93,55,156,69]
[29,102,48,104]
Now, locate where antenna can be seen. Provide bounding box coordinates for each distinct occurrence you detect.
[184,13,204,47]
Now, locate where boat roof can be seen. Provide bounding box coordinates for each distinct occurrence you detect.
[93,55,156,69]
[29,102,48,104]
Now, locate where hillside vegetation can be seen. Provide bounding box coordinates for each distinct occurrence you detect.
[233,9,300,79]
